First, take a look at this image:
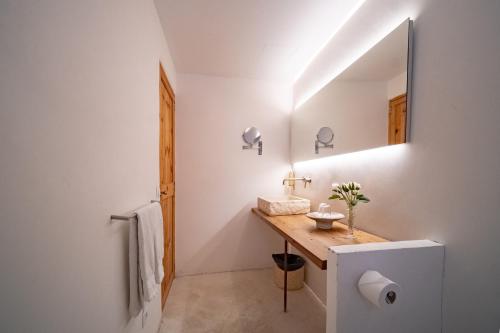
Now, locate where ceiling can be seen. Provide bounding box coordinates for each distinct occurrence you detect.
[154,0,364,83]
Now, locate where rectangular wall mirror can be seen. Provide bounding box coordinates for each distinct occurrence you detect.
[291,19,413,162]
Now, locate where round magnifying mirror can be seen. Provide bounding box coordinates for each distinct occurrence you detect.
[242,126,261,145]
[317,127,334,144]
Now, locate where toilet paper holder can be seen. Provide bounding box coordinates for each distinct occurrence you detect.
[385,290,397,304]
[358,270,401,308]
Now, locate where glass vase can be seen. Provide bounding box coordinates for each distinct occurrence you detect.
[346,205,355,239]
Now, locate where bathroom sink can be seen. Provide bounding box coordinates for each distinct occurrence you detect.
[257,196,310,216]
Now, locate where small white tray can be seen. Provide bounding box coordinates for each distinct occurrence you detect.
[306,212,345,230]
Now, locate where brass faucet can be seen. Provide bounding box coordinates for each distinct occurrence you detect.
[282,173,312,190]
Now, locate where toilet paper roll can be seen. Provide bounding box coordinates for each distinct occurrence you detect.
[358,270,401,309]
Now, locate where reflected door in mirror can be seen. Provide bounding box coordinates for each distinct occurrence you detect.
[388,93,407,144]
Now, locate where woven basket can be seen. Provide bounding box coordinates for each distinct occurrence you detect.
[273,264,304,290]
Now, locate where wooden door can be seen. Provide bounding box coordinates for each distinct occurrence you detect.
[388,93,407,145]
[159,64,175,308]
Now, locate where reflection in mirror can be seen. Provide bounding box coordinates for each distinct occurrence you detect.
[291,19,413,162]
[315,127,334,154]
[317,127,334,144]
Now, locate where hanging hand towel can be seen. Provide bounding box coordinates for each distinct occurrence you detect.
[129,218,143,317]
[136,202,164,301]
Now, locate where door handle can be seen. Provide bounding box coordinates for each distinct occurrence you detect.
[160,191,168,195]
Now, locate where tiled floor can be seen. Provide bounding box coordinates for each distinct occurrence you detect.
[159,269,326,333]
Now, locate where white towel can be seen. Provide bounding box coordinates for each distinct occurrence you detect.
[136,202,164,302]
[128,218,143,317]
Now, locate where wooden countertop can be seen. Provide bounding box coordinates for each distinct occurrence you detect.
[252,208,388,270]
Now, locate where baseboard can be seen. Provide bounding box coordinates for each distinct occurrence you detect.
[175,266,274,278]
[304,282,326,310]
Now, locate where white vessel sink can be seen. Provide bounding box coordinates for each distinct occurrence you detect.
[257,195,310,216]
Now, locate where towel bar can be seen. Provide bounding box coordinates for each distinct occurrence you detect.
[110,200,160,221]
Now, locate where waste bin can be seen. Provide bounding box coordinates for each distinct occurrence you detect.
[272,253,305,290]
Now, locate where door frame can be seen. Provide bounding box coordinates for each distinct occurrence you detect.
[159,63,175,308]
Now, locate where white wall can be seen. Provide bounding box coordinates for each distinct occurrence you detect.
[387,71,407,99]
[293,0,500,332]
[0,0,176,332]
[175,74,291,276]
